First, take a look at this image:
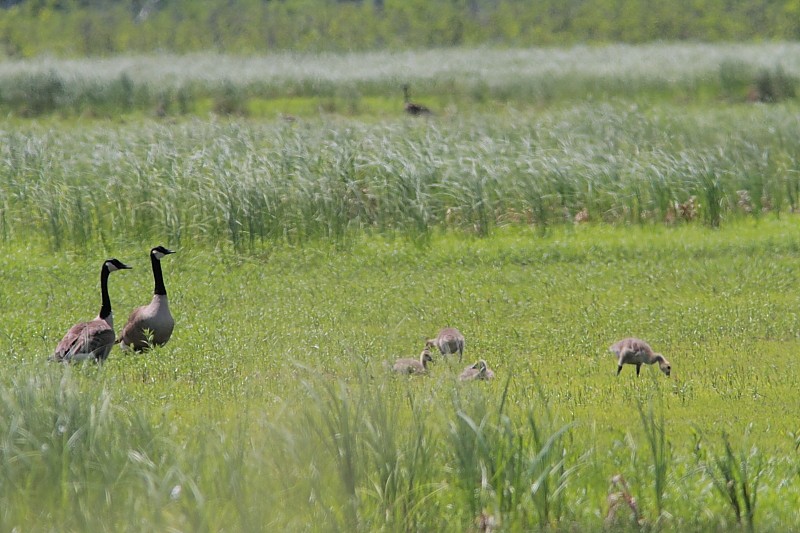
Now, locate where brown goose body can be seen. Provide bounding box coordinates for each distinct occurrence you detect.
[403,84,432,116]
[426,327,465,361]
[51,258,131,363]
[609,337,671,377]
[392,348,434,375]
[119,246,175,351]
[459,359,494,381]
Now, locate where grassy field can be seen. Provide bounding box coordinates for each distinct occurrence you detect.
[1,221,800,531]
[2,45,800,531]
[0,43,798,117]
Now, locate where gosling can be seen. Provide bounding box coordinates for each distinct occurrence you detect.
[609,337,671,377]
[459,359,495,381]
[393,348,434,375]
[425,327,465,361]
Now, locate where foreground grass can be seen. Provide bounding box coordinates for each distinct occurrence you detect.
[0,221,799,530]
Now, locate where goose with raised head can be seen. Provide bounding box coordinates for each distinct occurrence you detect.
[118,246,176,351]
[51,258,132,363]
[392,348,434,375]
[609,337,671,377]
[403,84,432,116]
[425,327,465,361]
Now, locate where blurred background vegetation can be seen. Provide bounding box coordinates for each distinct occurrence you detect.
[0,0,798,58]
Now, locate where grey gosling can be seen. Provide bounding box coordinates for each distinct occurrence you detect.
[51,258,132,363]
[609,337,671,377]
[426,327,465,361]
[393,348,434,375]
[118,246,176,351]
[459,359,495,381]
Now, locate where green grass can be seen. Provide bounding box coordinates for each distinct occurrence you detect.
[2,44,800,530]
[2,101,800,251]
[0,44,798,117]
[1,220,800,530]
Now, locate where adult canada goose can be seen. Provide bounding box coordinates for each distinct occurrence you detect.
[425,327,465,361]
[403,84,432,116]
[609,337,671,377]
[50,258,132,363]
[118,246,176,351]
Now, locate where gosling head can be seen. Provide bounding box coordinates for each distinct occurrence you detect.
[655,354,671,377]
[421,348,434,364]
[472,359,488,372]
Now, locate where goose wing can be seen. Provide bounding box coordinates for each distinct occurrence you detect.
[117,305,146,345]
[52,319,114,362]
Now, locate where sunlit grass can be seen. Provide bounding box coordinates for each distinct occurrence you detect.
[2,102,800,252]
[0,43,798,117]
[1,221,800,529]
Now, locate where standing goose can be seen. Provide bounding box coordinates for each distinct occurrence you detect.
[426,327,465,362]
[50,258,132,363]
[118,246,176,351]
[609,337,671,377]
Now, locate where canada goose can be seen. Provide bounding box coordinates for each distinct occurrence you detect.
[118,246,175,351]
[459,359,495,381]
[392,348,434,375]
[50,258,132,363]
[609,337,671,377]
[403,84,432,116]
[425,327,465,361]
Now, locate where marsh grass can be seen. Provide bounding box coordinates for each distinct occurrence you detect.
[701,428,765,533]
[637,399,670,524]
[1,44,799,117]
[3,102,800,251]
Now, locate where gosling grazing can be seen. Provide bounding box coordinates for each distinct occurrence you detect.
[50,258,132,363]
[426,327,465,361]
[403,84,432,116]
[609,337,671,377]
[393,348,434,375]
[118,246,176,351]
[459,359,495,381]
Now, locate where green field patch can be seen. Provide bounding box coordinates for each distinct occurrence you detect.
[1,220,799,529]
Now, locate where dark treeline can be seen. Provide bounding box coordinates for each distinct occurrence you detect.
[0,0,798,57]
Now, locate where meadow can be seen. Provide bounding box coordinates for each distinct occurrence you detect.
[1,46,800,531]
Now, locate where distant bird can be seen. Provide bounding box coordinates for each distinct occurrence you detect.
[426,327,465,361]
[50,258,132,363]
[403,84,432,116]
[459,359,495,381]
[609,337,671,377]
[118,246,176,351]
[392,348,434,375]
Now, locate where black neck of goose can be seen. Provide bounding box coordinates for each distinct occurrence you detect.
[99,263,112,319]
[152,253,167,296]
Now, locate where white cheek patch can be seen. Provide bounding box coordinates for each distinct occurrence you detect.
[106,262,119,272]
[153,251,166,260]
